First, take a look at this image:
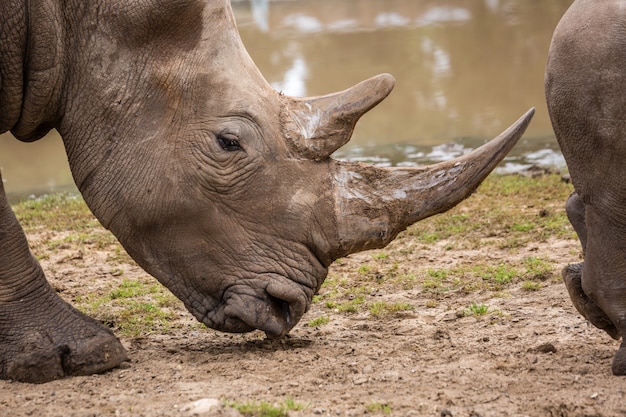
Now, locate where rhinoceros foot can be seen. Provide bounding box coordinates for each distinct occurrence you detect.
[0,282,127,383]
[612,343,626,376]
[562,263,619,340]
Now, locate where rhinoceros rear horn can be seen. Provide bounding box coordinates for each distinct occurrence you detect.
[281,74,395,161]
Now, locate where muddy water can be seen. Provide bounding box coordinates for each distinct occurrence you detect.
[0,0,572,201]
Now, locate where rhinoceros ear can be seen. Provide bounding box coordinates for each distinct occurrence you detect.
[280,74,395,161]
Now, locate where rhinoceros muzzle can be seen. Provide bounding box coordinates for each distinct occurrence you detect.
[221,273,308,338]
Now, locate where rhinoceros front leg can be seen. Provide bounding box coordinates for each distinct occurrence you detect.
[0,174,127,383]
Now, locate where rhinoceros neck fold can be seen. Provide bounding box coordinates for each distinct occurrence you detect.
[331,108,535,257]
[0,0,27,134]
[4,0,65,142]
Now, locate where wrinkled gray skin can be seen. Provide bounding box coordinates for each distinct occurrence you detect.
[0,0,533,383]
[546,0,626,376]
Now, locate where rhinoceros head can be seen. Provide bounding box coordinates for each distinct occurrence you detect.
[10,0,532,338]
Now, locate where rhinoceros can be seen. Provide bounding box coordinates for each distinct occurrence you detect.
[0,0,533,383]
[545,0,626,375]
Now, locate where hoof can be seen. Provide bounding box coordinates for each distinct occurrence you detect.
[562,263,619,340]
[3,317,128,384]
[1,289,128,384]
[0,179,127,383]
[612,343,626,376]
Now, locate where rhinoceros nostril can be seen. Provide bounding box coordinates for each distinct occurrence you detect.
[267,294,291,329]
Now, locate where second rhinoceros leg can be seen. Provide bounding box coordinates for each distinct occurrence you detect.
[566,192,588,253]
[562,263,626,374]
[0,174,127,383]
[562,193,620,340]
[614,341,626,375]
[562,263,619,340]
[562,192,626,374]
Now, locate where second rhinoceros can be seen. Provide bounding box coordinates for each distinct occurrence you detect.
[0,0,533,383]
[546,0,626,376]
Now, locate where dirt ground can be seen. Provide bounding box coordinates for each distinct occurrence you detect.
[2,201,626,417]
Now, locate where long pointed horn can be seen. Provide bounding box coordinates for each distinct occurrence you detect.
[331,108,535,257]
[281,74,395,161]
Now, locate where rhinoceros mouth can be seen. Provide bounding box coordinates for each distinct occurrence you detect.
[219,274,309,338]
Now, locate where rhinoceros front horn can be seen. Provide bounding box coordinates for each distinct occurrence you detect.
[331,108,535,257]
[281,73,396,161]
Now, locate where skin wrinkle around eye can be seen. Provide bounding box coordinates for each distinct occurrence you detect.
[179,113,270,197]
[185,139,258,196]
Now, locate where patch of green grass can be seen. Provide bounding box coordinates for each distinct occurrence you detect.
[225,397,306,417]
[307,316,330,327]
[393,273,418,290]
[510,222,535,232]
[488,265,519,285]
[368,301,413,317]
[421,278,448,293]
[464,302,490,316]
[12,193,127,262]
[13,193,95,232]
[427,268,449,279]
[336,296,366,313]
[522,256,554,281]
[109,267,124,277]
[75,279,182,337]
[436,257,554,292]
[419,268,453,293]
[50,231,118,250]
[416,231,439,244]
[499,236,527,250]
[109,279,143,298]
[521,281,542,291]
[114,301,175,336]
[473,264,519,289]
[408,174,575,249]
[357,264,371,275]
[366,401,392,415]
[372,252,389,260]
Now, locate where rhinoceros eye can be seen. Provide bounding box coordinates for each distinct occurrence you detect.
[217,134,242,152]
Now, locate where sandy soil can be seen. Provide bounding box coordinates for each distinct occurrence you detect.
[1,218,626,417]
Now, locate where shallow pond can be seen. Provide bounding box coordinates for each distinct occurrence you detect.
[0,0,572,201]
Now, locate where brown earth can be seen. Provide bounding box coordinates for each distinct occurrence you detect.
[1,191,626,417]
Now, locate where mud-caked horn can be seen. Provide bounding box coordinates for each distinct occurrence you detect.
[331,108,535,257]
[281,74,395,161]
